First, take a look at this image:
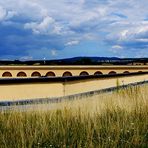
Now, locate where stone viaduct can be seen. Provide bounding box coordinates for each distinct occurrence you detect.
[0,65,148,78]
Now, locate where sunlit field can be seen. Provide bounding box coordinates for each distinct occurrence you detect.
[0,85,148,148]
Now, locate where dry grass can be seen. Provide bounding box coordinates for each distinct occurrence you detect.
[0,85,148,148]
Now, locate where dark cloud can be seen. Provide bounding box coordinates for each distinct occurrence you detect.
[0,23,65,59]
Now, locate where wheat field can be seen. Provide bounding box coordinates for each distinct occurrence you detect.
[0,85,148,148]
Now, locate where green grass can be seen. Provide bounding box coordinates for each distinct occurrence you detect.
[0,85,148,148]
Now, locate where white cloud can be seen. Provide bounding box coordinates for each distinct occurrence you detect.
[0,5,17,22]
[27,47,57,59]
[120,30,129,40]
[24,16,57,34]
[110,45,123,54]
[51,49,58,56]
[112,45,123,49]
[38,16,54,30]
[136,39,148,42]
[106,21,148,51]
[65,40,80,46]
[6,10,17,19]
[0,6,6,21]
[19,56,33,61]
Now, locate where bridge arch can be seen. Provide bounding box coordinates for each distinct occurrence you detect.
[80,71,89,76]
[108,71,117,75]
[63,71,72,77]
[31,71,41,77]
[123,71,130,74]
[17,71,27,77]
[46,71,55,77]
[2,72,12,77]
[94,71,103,75]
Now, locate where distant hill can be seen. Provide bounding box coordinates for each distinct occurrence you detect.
[0,57,148,65]
[59,57,120,62]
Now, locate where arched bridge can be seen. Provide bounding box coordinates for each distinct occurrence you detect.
[0,65,148,78]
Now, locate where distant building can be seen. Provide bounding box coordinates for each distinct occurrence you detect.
[127,62,148,66]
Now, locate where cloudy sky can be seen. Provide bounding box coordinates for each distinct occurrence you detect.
[0,0,148,60]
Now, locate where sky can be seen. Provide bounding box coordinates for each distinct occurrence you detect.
[0,0,148,60]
